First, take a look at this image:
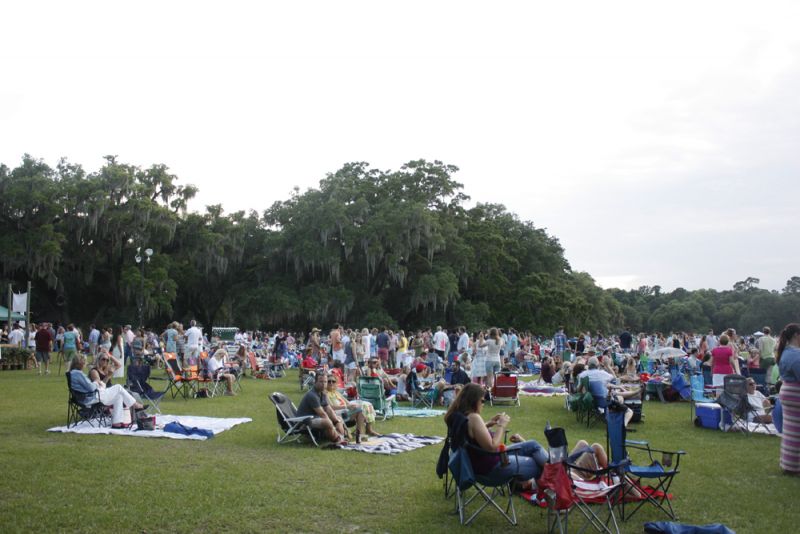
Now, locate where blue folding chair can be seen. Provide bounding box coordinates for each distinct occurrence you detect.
[689,374,716,421]
[447,412,518,526]
[606,409,686,521]
[586,380,609,428]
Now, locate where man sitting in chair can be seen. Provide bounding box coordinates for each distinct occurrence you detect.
[441,359,472,406]
[365,357,397,394]
[297,372,348,445]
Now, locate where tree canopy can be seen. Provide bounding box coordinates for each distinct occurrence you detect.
[1,154,797,335]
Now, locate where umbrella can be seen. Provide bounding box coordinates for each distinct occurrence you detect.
[752,331,765,337]
[650,347,687,360]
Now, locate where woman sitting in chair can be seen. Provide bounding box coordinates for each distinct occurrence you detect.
[444,383,547,491]
[70,354,144,429]
[89,347,122,386]
[324,376,380,441]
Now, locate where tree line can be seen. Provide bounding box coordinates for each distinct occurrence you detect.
[1,155,797,335]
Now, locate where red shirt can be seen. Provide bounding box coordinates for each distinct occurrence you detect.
[34,329,53,352]
[301,356,317,369]
[711,346,734,375]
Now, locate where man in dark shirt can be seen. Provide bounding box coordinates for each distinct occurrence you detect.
[442,360,471,405]
[620,329,633,352]
[376,327,390,366]
[34,322,53,375]
[296,372,347,444]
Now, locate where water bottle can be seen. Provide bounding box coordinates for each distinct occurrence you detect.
[498,443,510,466]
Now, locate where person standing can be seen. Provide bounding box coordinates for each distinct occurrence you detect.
[88,324,100,359]
[619,328,633,353]
[376,326,390,367]
[185,320,203,363]
[553,326,567,361]
[777,323,800,475]
[8,322,25,348]
[161,322,179,355]
[62,324,79,364]
[34,322,53,375]
[330,324,345,365]
[757,327,777,373]
[483,328,503,390]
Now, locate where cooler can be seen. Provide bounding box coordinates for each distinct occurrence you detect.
[695,403,721,429]
[625,399,643,423]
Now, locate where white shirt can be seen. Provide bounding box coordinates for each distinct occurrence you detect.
[8,328,25,346]
[208,356,224,374]
[457,332,470,352]
[186,326,203,347]
[433,331,448,351]
[578,368,615,387]
[125,329,135,345]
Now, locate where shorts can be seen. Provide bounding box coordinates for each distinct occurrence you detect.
[35,350,50,363]
[378,348,389,362]
[309,417,331,430]
[346,362,358,370]
[333,350,346,363]
[486,361,501,374]
[187,345,201,360]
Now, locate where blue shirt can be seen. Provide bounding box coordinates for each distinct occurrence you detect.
[164,328,178,353]
[779,345,800,383]
[554,333,567,352]
[63,331,78,351]
[69,369,98,405]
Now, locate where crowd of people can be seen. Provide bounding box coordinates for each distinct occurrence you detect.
[6,316,800,477]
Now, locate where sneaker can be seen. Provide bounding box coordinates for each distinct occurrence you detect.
[45,370,50,375]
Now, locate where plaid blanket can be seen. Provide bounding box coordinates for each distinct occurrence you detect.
[337,433,443,455]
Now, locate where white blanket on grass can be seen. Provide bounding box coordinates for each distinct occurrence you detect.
[48,415,252,440]
[337,433,443,455]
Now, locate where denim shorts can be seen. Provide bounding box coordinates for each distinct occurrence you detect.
[486,361,501,374]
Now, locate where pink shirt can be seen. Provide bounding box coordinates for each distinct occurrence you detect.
[711,346,734,375]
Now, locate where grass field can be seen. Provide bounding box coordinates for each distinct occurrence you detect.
[0,366,797,533]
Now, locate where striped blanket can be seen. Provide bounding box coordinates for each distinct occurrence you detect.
[337,433,443,455]
[392,407,446,418]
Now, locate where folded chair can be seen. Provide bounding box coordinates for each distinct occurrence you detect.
[540,426,627,534]
[717,374,766,434]
[126,362,167,414]
[357,376,396,420]
[447,411,518,526]
[299,366,316,391]
[66,372,109,428]
[269,392,321,447]
[490,372,520,407]
[606,409,685,521]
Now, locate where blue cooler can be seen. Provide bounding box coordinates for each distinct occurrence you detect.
[696,403,721,429]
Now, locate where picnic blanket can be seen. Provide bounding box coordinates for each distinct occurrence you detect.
[337,433,443,455]
[392,407,446,418]
[519,381,567,396]
[48,415,252,441]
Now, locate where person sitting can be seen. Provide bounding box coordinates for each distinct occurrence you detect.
[329,361,346,388]
[325,375,380,441]
[366,357,397,394]
[70,354,144,429]
[551,362,571,386]
[578,356,636,427]
[501,357,519,374]
[208,349,237,396]
[746,377,773,423]
[540,356,554,383]
[301,353,318,370]
[441,359,472,405]
[296,372,348,445]
[89,348,123,387]
[445,383,547,491]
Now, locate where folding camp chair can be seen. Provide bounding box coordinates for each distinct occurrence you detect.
[447,411,518,526]
[357,376,396,420]
[490,372,520,406]
[606,409,685,521]
[299,366,316,391]
[265,351,286,378]
[66,372,109,428]
[409,371,439,409]
[540,426,627,534]
[247,351,269,380]
[126,362,166,414]
[586,380,609,428]
[161,352,193,399]
[717,374,767,434]
[689,374,716,422]
[269,392,321,447]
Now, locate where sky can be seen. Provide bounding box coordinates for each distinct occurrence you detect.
[2,1,799,293]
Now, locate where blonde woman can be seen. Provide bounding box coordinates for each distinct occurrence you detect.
[325,376,380,441]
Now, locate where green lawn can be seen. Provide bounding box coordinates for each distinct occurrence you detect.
[0,367,796,533]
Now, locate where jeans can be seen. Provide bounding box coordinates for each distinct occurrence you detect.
[479,440,547,485]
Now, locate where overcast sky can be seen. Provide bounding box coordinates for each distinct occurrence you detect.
[2,1,799,292]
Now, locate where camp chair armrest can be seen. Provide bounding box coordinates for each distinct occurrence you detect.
[625,439,650,447]
[285,415,315,424]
